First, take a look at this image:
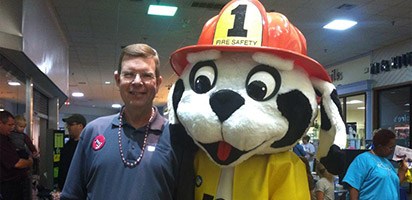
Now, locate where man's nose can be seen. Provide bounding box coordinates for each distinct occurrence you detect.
[131,74,142,83]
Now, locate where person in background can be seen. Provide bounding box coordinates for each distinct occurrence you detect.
[58,113,87,191]
[61,43,185,199]
[0,110,33,200]
[302,135,316,171]
[342,129,408,200]
[314,160,334,200]
[9,115,39,160]
[293,142,307,157]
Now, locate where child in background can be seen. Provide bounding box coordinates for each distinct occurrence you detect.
[314,160,335,200]
[9,115,39,159]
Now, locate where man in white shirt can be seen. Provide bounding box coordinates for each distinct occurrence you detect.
[302,135,316,172]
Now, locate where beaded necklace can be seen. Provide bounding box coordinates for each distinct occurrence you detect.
[118,107,155,167]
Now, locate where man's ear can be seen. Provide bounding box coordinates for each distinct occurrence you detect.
[114,70,120,87]
[311,78,346,159]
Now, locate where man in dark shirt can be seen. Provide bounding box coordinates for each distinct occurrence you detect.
[57,114,86,191]
[0,110,33,200]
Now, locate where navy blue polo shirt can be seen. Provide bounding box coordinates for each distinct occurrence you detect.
[61,108,178,199]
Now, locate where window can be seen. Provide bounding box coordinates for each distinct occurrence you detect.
[377,86,411,147]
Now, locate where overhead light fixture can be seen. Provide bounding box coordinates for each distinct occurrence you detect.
[323,19,357,30]
[72,92,84,97]
[148,5,178,16]
[104,81,111,85]
[357,107,365,110]
[112,104,122,108]
[8,81,21,86]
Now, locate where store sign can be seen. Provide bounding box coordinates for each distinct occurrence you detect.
[329,69,343,82]
[393,113,410,123]
[370,51,412,74]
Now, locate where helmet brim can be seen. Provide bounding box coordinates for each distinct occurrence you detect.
[170,45,331,82]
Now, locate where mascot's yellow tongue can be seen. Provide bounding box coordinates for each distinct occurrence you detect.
[218,141,232,161]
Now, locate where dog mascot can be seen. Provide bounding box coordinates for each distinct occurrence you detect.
[169,0,346,199]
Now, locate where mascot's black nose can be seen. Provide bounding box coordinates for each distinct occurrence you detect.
[210,90,245,122]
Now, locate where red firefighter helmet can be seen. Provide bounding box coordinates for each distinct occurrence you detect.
[170,0,331,82]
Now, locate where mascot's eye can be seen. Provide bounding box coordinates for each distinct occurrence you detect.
[246,64,281,101]
[189,60,217,94]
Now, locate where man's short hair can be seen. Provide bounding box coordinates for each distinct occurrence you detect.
[0,110,14,123]
[117,43,160,77]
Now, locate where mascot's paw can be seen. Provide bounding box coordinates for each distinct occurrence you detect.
[319,144,345,175]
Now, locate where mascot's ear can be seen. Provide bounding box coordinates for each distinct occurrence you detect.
[311,77,346,175]
[167,79,184,125]
[167,83,178,124]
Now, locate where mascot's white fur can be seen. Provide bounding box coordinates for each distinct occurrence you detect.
[169,0,346,199]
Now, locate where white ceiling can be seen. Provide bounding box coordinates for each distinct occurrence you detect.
[49,0,411,109]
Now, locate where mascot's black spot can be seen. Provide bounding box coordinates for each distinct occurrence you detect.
[172,79,184,117]
[272,90,312,148]
[209,90,245,122]
[320,89,342,131]
[320,144,345,175]
[331,89,343,116]
[320,104,331,131]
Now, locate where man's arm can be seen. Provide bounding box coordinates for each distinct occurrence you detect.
[14,157,33,168]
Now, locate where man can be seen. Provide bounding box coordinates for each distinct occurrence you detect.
[58,114,87,191]
[61,44,183,199]
[0,110,33,200]
[302,135,316,172]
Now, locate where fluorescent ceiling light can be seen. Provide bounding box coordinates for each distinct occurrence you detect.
[104,81,111,85]
[8,81,21,86]
[112,104,122,108]
[323,19,357,30]
[72,92,84,97]
[357,107,365,110]
[347,100,363,104]
[148,5,177,16]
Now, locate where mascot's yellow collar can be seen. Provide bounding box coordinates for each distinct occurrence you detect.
[194,151,310,200]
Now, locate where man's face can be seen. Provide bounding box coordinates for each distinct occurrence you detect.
[66,122,83,139]
[0,117,15,135]
[115,55,162,110]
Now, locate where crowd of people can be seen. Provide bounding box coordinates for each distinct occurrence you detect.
[2,43,410,200]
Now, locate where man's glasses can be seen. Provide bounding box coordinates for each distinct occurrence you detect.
[120,71,155,83]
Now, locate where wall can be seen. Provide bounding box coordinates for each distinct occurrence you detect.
[22,0,69,96]
[0,0,22,51]
[371,39,412,87]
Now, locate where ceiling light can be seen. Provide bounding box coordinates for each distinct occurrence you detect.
[8,81,21,86]
[148,5,178,16]
[357,107,365,110]
[104,81,111,85]
[323,19,357,30]
[72,92,84,97]
[112,104,122,108]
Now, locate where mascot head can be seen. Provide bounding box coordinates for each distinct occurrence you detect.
[169,0,346,170]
